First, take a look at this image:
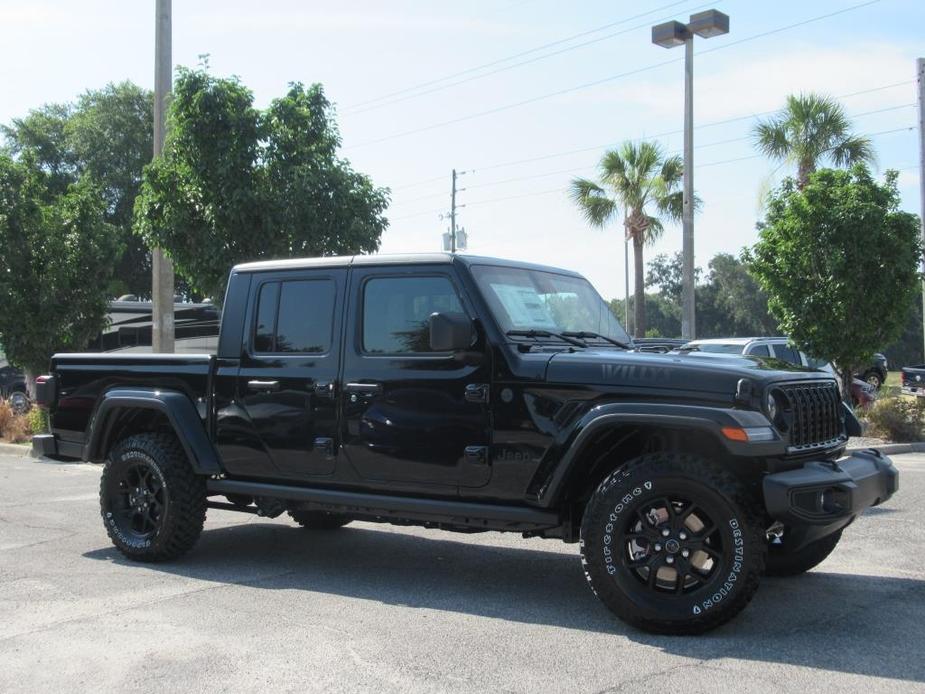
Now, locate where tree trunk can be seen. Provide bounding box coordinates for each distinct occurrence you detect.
[797,159,815,189]
[633,232,645,338]
[23,368,36,400]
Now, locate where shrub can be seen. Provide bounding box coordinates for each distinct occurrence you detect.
[862,396,925,442]
[0,400,32,443]
[28,406,49,435]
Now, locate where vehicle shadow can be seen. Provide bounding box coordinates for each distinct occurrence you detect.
[84,521,925,683]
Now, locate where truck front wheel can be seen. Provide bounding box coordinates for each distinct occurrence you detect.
[100,433,207,562]
[580,453,765,634]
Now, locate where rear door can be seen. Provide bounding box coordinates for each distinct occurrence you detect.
[231,269,346,480]
[339,265,492,491]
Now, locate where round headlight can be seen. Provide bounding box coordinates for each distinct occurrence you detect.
[766,391,778,422]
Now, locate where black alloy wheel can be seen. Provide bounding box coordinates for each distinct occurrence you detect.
[106,460,167,542]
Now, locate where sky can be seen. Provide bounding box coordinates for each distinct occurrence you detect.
[0,0,922,301]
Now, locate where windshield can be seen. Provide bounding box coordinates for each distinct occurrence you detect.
[471,265,631,346]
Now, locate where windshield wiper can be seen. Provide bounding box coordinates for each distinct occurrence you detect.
[506,329,588,348]
[561,331,632,350]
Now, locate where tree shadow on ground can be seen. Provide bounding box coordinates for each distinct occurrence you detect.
[84,521,925,683]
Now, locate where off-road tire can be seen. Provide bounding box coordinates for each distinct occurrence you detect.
[765,528,842,577]
[580,453,766,634]
[100,433,207,562]
[288,510,351,529]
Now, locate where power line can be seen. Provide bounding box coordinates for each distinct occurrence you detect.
[387,124,915,221]
[343,1,723,116]
[348,0,883,150]
[344,0,693,111]
[387,92,915,199]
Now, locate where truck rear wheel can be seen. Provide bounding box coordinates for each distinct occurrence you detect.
[288,510,351,529]
[765,528,843,576]
[580,453,765,634]
[100,433,207,562]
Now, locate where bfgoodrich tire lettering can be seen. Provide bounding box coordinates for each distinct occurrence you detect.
[580,453,765,634]
[100,433,207,562]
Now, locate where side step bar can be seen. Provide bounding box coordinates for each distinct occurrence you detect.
[206,478,560,531]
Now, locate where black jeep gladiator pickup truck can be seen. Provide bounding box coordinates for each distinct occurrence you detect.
[33,253,897,634]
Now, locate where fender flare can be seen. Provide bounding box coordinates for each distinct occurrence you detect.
[85,387,222,475]
[529,402,781,507]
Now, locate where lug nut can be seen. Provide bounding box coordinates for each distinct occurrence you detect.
[661,528,670,537]
[654,544,662,552]
[679,532,687,540]
[666,556,675,564]
[682,549,690,558]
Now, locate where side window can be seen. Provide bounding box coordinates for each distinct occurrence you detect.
[774,344,802,366]
[363,276,463,354]
[747,344,771,357]
[253,279,336,354]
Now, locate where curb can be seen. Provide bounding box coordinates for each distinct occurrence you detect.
[0,442,34,457]
[845,442,925,456]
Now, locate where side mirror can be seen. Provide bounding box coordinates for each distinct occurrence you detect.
[428,311,475,352]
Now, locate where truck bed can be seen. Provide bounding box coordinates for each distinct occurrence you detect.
[49,353,215,454]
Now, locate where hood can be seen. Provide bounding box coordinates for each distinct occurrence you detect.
[545,349,830,395]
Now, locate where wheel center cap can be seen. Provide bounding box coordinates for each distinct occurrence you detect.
[665,538,681,554]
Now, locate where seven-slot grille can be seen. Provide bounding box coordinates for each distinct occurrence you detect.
[778,381,843,448]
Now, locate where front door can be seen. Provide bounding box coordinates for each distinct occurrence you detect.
[340,267,492,491]
[233,269,346,480]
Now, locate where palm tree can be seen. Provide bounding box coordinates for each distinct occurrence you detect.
[753,93,875,188]
[570,141,683,338]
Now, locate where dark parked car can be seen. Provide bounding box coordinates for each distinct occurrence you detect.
[855,353,887,390]
[0,354,29,414]
[34,254,896,634]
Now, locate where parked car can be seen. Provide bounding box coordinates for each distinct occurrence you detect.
[679,337,876,408]
[35,253,897,635]
[0,353,29,414]
[855,353,888,390]
[901,366,925,396]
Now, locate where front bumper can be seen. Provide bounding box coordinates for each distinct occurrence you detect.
[763,449,898,525]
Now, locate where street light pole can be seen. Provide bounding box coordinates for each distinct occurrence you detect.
[652,9,729,341]
[917,57,925,362]
[152,0,174,353]
[682,36,695,340]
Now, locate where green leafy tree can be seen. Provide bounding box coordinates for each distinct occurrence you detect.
[3,83,154,296]
[0,155,121,388]
[748,166,920,394]
[134,68,389,300]
[753,93,874,188]
[706,253,777,336]
[570,141,683,337]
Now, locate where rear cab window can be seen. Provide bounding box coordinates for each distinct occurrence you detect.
[252,278,337,354]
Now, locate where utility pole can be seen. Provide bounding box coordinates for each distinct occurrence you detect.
[681,36,695,341]
[450,168,458,253]
[918,58,925,362]
[152,0,174,353]
[624,237,630,328]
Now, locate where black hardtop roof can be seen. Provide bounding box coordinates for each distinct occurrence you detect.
[232,253,584,278]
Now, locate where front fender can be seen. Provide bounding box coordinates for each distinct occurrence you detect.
[528,402,781,507]
[85,387,222,475]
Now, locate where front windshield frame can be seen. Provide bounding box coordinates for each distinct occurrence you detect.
[470,264,632,347]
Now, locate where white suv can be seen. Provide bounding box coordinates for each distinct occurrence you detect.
[678,337,829,370]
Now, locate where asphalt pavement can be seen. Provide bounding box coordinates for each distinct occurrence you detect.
[1,451,923,693]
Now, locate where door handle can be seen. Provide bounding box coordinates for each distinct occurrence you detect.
[344,382,382,396]
[247,379,280,392]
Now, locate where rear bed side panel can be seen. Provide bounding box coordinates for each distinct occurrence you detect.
[50,353,213,452]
